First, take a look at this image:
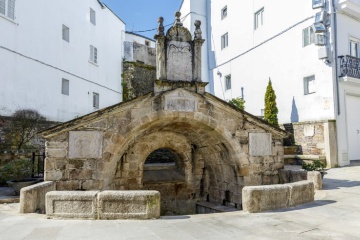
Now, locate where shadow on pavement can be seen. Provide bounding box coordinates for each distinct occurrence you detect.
[322,178,360,190]
[271,200,337,213]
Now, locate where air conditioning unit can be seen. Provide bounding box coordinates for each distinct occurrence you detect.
[318,47,328,59]
[315,11,327,23]
[312,0,325,9]
[312,23,326,33]
[315,33,326,46]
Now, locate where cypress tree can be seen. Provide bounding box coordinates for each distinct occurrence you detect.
[264,78,278,126]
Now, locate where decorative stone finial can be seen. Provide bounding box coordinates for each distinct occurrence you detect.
[194,20,202,40]
[174,11,183,27]
[157,17,164,36]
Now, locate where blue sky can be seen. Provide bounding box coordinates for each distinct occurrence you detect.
[101,0,183,39]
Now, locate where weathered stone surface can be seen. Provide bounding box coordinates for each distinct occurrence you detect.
[68,131,103,159]
[288,181,314,207]
[46,191,99,219]
[164,89,197,112]
[19,181,56,214]
[98,190,160,219]
[249,133,272,156]
[242,184,290,213]
[307,171,322,190]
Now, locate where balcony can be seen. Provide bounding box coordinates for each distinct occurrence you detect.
[337,0,360,18]
[339,55,360,82]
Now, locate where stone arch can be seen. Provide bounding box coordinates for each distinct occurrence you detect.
[101,110,244,214]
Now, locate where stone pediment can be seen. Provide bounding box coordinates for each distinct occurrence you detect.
[166,26,192,42]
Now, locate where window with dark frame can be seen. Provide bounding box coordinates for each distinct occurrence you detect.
[221,6,227,19]
[225,75,231,91]
[93,92,99,109]
[221,33,228,49]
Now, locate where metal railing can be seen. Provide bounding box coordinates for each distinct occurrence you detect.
[339,55,360,79]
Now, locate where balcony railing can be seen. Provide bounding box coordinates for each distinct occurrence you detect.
[339,55,360,79]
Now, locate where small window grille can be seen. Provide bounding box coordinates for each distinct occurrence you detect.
[90,8,96,25]
[7,0,14,19]
[0,0,5,15]
[93,92,99,109]
[61,79,69,96]
[62,25,70,42]
[90,45,98,64]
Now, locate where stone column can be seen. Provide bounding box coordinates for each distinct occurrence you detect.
[193,20,205,82]
[154,17,166,80]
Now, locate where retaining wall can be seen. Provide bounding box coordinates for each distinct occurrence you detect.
[19,181,56,214]
[242,180,314,213]
[45,190,160,220]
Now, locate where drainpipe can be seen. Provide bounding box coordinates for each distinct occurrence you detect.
[331,0,340,115]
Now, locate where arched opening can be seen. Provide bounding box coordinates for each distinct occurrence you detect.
[143,148,185,183]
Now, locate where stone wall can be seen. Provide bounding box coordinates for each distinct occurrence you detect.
[283,120,337,167]
[124,42,156,66]
[43,88,287,215]
[122,62,156,101]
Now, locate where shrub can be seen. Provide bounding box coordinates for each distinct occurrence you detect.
[302,160,326,172]
[228,98,245,110]
[264,79,279,126]
[0,159,33,182]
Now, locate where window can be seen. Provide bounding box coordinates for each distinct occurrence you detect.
[90,8,96,25]
[0,0,15,20]
[303,26,315,47]
[90,45,98,64]
[225,75,231,90]
[62,25,69,42]
[145,40,150,47]
[221,33,228,49]
[350,38,359,58]
[254,8,264,30]
[304,75,316,95]
[61,79,69,96]
[221,6,227,19]
[93,92,99,109]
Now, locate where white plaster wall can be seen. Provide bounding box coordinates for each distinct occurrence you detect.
[125,32,155,48]
[0,0,125,122]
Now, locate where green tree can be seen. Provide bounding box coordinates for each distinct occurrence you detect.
[264,79,278,126]
[228,97,245,110]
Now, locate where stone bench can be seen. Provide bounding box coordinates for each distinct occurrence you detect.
[45,190,160,220]
[20,181,56,214]
[279,169,322,190]
[242,180,314,213]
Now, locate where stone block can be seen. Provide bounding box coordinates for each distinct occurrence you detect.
[68,131,103,159]
[19,181,56,214]
[242,184,290,213]
[46,191,99,219]
[288,181,314,207]
[249,133,272,156]
[46,149,67,158]
[98,190,160,219]
[278,169,290,184]
[289,170,307,182]
[307,171,322,190]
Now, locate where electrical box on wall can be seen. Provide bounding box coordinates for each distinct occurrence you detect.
[318,47,328,59]
[315,33,326,46]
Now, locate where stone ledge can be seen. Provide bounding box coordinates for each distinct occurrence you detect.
[242,180,315,213]
[45,190,160,220]
[20,181,56,214]
[98,190,160,219]
[46,191,99,219]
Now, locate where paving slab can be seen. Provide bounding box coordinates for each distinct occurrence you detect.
[0,162,359,240]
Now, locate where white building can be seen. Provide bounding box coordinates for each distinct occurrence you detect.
[180,0,360,166]
[0,0,125,122]
[124,32,156,66]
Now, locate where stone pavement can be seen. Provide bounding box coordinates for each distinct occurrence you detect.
[0,162,359,240]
